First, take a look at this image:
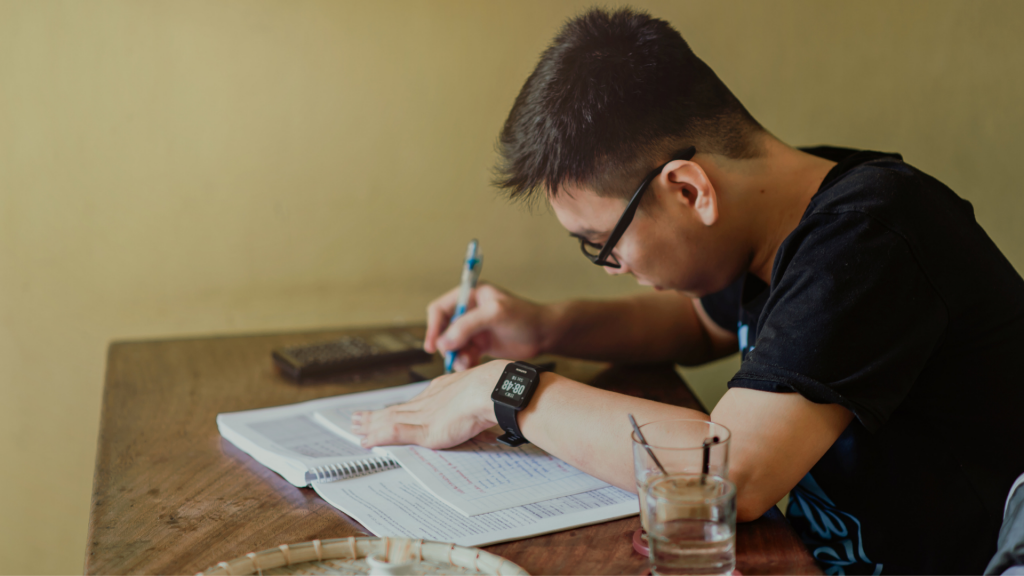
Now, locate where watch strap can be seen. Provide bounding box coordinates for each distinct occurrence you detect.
[495,402,528,447]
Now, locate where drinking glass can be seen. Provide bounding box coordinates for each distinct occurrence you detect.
[631,419,731,534]
[645,474,737,575]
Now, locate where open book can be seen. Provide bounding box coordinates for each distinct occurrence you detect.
[217,381,638,547]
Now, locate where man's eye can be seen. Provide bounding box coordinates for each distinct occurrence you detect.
[572,233,605,252]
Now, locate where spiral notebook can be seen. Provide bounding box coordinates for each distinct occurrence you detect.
[217,381,614,516]
[218,383,437,487]
[217,381,637,545]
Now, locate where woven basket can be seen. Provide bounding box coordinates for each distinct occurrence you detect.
[196,537,530,575]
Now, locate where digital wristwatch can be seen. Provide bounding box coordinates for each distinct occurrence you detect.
[490,361,548,447]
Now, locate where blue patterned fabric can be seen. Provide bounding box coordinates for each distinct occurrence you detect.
[787,473,882,575]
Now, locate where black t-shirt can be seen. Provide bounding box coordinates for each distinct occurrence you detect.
[701,147,1024,575]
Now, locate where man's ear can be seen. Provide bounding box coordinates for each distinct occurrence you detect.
[661,160,718,226]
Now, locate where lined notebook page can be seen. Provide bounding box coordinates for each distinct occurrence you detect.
[384,431,610,516]
[314,383,610,516]
[314,468,638,547]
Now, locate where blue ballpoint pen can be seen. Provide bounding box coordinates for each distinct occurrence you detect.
[444,239,482,373]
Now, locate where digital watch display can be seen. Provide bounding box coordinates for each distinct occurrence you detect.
[490,361,546,447]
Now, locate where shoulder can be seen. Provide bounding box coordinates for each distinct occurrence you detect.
[781,149,1024,316]
[778,150,983,287]
[803,151,973,234]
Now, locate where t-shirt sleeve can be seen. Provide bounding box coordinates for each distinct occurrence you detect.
[729,212,948,432]
[699,274,744,334]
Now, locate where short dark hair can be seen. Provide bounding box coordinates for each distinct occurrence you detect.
[493,7,765,202]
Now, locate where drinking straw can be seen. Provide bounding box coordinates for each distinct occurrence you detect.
[700,435,720,485]
[628,414,668,475]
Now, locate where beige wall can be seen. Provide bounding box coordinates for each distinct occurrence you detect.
[1,1,1021,573]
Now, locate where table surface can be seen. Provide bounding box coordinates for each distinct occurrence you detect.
[86,325,821,575]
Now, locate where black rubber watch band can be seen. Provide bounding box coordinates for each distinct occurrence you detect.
[495,402,528,447]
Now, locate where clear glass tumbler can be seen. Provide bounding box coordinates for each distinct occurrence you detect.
[631,419,731,534]
[645,474,737,576]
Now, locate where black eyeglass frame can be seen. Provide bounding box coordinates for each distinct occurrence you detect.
[579,146,697,268]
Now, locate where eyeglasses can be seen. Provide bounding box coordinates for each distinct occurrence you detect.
[578,146,697,268]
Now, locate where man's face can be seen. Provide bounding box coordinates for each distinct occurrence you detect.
[549,183,725,297]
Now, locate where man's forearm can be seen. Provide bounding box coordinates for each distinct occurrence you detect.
[541,291,716,364]
[516,371,709,490]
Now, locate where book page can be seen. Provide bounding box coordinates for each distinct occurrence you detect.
[384,430,610,516]
[246,414,370,459]
[314,468,638,547]
[313,381,610,515]
[312,381,429,445]
[217,386,429,486]
[223,380,609,514]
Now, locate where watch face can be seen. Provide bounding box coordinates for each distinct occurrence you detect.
[491,363,537,410]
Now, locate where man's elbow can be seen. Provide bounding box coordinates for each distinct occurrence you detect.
[732,473,787,522]
[735,492,776,523]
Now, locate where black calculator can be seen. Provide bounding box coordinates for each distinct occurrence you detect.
[272,332,433,382]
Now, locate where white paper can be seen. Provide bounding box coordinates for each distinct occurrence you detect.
[384,430,610,516]
[219,404,375,486]
[247,414,371,459]
[315,382,610,516]
[314,468,638,547]
[217,385,429,486]
[224,380,610,517]
[312,381,429,445]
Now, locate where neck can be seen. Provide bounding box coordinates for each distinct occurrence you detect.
[708,136,836,285]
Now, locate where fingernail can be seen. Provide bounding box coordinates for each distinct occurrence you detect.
[351,412,363,425]
[360,436,369,447]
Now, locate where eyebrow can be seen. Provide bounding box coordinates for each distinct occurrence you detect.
[568,232,596,243]
[568,228,603,239]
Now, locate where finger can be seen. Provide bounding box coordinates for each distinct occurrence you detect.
[353,405,421,439]
[424,286,463,353]
[470,331,493,357]
[362,422,425,447]
[437,306,493,353]
[452,344,483,372]
[350,409,374,435]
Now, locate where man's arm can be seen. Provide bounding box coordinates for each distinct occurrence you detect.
[543,292,737,365]
[355,361,853,522]
[517,373,852,521]
[427,284,737,368]
[710,388,853,520]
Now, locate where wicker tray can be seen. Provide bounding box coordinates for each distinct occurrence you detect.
[196,537,530,576]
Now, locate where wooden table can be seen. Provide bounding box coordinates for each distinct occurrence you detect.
[86,325,821,575]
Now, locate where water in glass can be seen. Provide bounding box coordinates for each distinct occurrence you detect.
[646,475,736,576]
[649,518,735,575]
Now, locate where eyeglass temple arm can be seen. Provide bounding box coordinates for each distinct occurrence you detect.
[594,146,696,266]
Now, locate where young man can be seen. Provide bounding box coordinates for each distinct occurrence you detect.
[352,8,1024,574]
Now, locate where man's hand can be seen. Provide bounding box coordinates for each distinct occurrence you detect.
[425,283,551,371]
[351,360,508,449]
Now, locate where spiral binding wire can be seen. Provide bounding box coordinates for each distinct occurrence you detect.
[305,456,399,484]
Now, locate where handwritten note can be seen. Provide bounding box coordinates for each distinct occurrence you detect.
[385,430,610,516]
[314,468,638,547]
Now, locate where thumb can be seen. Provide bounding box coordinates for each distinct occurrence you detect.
[437,307,492,352]
[452,343,483,372]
